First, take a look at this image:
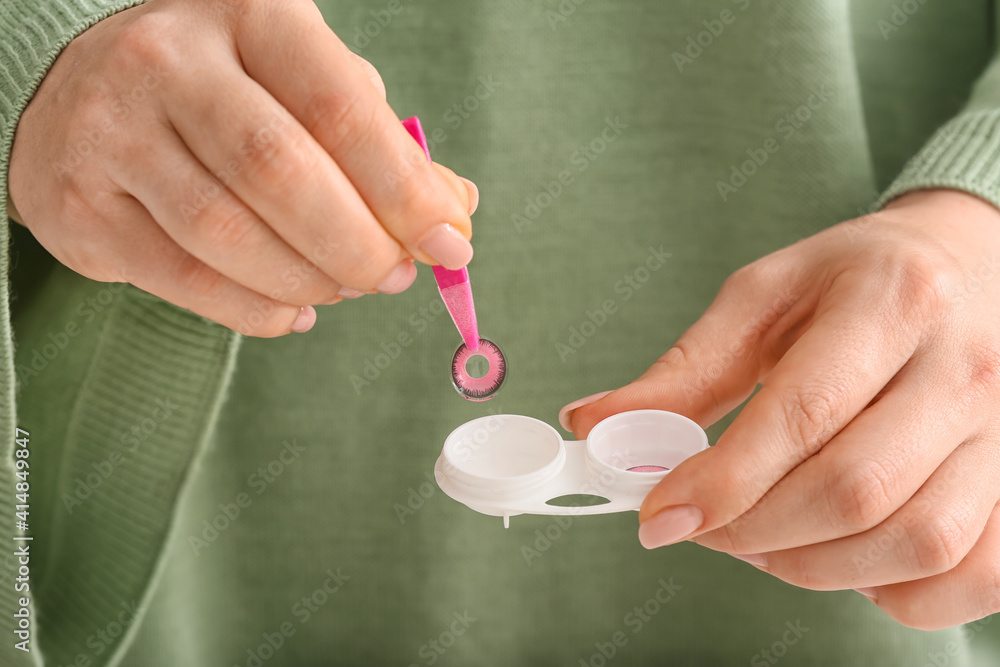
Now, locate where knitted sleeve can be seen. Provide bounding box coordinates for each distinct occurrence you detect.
[878,5,1000,209]
[0,3,147,666]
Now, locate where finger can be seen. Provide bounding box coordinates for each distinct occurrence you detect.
[233,0,474,268]
[164,59,408,293]
[106,195,308,337]
[757,436,997,592]
[695,356,979,553]
[348,52,386,99]
[869,501,1000,630]
[7,193,23,225]
[636,276,924,549]
[109,124,346,306]
[566,265,801,438]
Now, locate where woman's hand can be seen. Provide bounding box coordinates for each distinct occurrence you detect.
[562,188,1000,630]
[9,0,477,336]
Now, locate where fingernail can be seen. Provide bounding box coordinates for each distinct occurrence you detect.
[419,224,474,270]
[337,287,366,299]
[460,177,479,216]
[731,553,769,569]
[637,505,703,549]
[376,260,418,294]
[291,306,317,333]
[854,587,878,603]
[558,390,613,431]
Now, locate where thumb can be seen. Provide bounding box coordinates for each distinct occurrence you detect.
[562,276,798,438]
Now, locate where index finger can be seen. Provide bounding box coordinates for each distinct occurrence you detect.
[636,281,921,549]
[233,1,474,268]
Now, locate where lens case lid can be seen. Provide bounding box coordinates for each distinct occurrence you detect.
[434,410,709,526]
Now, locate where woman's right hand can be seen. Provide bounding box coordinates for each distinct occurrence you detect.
[9,0,477,336]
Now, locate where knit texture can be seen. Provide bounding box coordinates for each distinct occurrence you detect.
[880,111,1000,208]
[3,0,1000,666]
[0,3,246,667]
[0,4,153,666]
[33,289,241,667]
[877,7,1000,208]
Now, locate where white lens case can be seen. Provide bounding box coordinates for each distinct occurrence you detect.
[434,410,709,526]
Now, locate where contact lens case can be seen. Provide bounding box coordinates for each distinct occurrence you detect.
[434,410,709,526]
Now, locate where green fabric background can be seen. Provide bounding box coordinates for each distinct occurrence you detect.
[4,0,1000,665]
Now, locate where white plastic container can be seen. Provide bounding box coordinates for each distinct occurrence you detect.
[434,410,709,526]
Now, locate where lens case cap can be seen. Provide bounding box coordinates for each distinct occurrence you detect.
[434,410,709,526]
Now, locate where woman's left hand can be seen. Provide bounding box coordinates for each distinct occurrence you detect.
[562,188,1000,630]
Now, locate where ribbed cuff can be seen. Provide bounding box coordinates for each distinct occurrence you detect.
[0,4,153,666]
[35,288,240,667]
[0,0,149,197]
[0,0,146,130]
[877,110,1000,211]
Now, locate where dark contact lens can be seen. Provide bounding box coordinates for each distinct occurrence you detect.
[451,338,506,402]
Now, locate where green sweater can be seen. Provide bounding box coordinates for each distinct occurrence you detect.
[3,1,1000,665]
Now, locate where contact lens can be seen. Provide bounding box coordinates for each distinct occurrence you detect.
[627,465,670,473]
[451,338,506,402]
